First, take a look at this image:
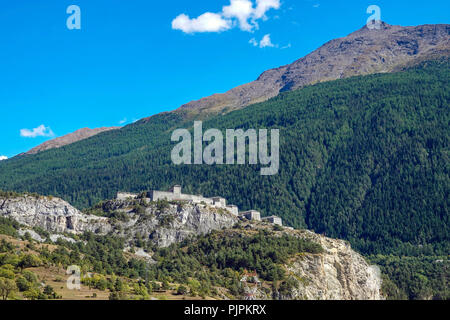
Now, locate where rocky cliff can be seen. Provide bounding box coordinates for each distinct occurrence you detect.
[175,23,449,118]
[281,230,382,300]
[0,194,238,248]
[104,199,239,248]
[0,194,111,234]
[231,224,382,301]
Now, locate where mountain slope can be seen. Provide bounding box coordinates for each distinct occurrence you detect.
[25,127,120,155]
[0,59,448,258]
[175,23,449,118]
[21,23,447,153]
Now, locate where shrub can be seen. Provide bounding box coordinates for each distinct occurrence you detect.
[19,254,42,269]
[177,285,188,295]
[15,277,31,292]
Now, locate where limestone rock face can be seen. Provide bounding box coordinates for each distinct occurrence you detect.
[281,230,382,300]
[110,202,239,248]
[0,195,111,234]
[0,195,237,248]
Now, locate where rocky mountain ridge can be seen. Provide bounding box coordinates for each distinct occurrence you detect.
[175,22,449,118]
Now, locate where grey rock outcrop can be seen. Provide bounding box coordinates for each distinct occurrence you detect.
[0,195,111,235]
[240,227,382,300]
[109,201,239,248]
[0,195,237,248]
[281,230,382,300]
[18,229,46,243]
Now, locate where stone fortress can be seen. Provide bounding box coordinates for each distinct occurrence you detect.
[117,185,282,226]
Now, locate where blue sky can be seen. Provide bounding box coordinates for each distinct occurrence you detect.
[0,0,449,158]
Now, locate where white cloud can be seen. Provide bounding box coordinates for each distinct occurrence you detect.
[172,12,231,33]
[20,125,55,138]
[259,34,275,48]
[0,156,7,161]
[223,0,254,31]
[250,34,277,48]
[254,0,281,19]
[172,0,281,34]
[119,118,127,125]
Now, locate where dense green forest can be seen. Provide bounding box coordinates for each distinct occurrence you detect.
[368,254,448,300]
[0,59,448,298]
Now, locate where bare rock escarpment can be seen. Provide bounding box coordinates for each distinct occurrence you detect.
[0,194,238,248]
[105,199,239,248]
[281,230,382,300]
[0,194,111,234]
